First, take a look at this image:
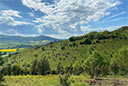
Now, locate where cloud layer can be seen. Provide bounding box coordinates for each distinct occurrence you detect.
[0,10,31,26]
[22,0,120,38]
[0,0,126,39]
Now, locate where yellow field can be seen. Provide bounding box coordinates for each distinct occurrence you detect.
[0,49,17,52]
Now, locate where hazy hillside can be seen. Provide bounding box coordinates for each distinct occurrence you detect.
[9,26,128,70]
[0,35,60,49]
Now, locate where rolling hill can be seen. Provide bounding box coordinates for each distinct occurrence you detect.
[8,26,128,70]
[0,35,60,49]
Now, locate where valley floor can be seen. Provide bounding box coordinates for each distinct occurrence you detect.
[3,75,128,86]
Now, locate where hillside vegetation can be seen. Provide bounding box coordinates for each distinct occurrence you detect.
[8,26,128,70]
[0,26,127,86]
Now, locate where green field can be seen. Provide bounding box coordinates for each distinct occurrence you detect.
[3,75,128,86]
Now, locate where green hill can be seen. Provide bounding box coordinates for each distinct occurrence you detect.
[8,26,128,70]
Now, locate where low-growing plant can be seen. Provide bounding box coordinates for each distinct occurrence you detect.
[57,74,71,86]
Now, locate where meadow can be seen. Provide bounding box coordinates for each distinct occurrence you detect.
[3,75,128,86]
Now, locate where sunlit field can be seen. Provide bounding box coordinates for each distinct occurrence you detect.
[3,75,128,86]
[0,49,17,52]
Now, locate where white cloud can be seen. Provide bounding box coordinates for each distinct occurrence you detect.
[22,0,120,38]
[9,32,37,37]
[0,16,31,26]
[103,11,126,21]
[0,31,4,35]
[46,25,125,39]
[46,32,80,39]
[0,10,32,26]
[0,31,38,37]
[0,16,14,24]
[22,0,57,14]
[9,21,31,26]
[80,25,126,34]
[101,17,128,24]
[80,25,91,32]
[28,12,35,17]
[1,10,22,18]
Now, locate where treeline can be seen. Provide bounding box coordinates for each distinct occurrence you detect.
[69,26,128,44]
[1,46,128,79]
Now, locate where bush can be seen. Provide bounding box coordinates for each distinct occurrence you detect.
[57,63,64,74]
[30,57,51,75]
[11,64,24,75]
[57,74,70,86]
[110,47,128,75]
[83,51,109,78]
[80,38,92,44]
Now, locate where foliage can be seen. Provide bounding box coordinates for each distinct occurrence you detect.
[83,51,109,78]
[30,57,51,75]
[111,47,128,75]
[11,64,24,75]
[58,74,70,86]
[57,63,64,74]
[72,61,83,75]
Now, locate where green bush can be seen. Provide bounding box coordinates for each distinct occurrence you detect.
[58,74,71,86]
[83,51,109,78]
[30,57,51,75]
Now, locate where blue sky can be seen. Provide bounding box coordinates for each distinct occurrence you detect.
[0,0,127,39]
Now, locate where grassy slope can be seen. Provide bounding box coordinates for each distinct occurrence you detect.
[9,26,128,70]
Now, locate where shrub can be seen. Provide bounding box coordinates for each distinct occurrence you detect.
[83,51,109,78]
[57,74,70,86]
[111,47,128,75]
[11,64,24,75]
[30,57,51,75]
[57,63,64,74]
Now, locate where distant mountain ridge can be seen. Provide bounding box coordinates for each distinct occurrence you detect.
[0,35,60,49]
[0,35,59,43]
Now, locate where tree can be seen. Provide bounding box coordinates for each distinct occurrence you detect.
[111,47,128,75]
[57,63,64,74]
[30,57,51,75]
[11,64,24,75]
[0,56,4,85]
[72,61,83,75]
[83,51,109,78]
[37,57,51,75]
[65,64,73,74]
[30,59,38,75]
[3,64,12,75]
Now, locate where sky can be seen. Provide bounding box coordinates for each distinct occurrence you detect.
[0,0,127,39]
